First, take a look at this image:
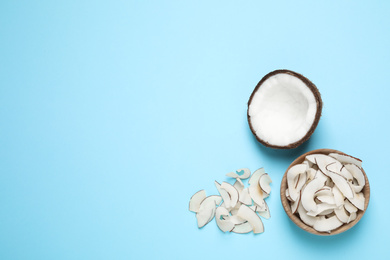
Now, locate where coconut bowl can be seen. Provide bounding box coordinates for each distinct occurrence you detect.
[280,149,370,236]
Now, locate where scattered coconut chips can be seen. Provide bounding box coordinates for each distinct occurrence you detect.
[286,153,365,233]
[189,168,272,234]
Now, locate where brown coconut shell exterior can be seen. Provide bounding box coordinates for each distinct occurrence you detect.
[280,149,370,236]
[247,70,323,149]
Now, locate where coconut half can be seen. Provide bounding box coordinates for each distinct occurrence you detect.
[248,70,322,149]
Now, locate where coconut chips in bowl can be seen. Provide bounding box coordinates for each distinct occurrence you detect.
[280,149,370,235]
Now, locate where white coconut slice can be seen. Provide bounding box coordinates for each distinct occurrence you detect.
[189,190,207,213]
[334,206,350,223]
[316,195,336,205]
[326,163,353,182]
[209,195,222,206]
[215,207,235,232]
[229,214,247,225]
[227,201,242,216]
[249,186,266,211]
[287,164,308,201]
[221,182,239,209]
[297,203,318,227]
[313,215,343,233]
[250,202,271,219]
[295,171,307,192]
[304,158,316,168]
[305,154,331,165]
[226,168,251,179]
[229,207,238,216]
[332,185,345,208]
[339,166,353,182]
[301,178,325,212]
[307,203,336,217]
[325,171,354,199]
[196,197,217,228]
[344,199,358,213]
[248,205,257,211]
[310,155,343,176]
[239,187,252,205]
[215,181,231,209]
[257,201,271,219]
[303,159,311,168]
[314,169,328,183]
[307,155,342,178]
[249,168,266,185]
[348,192,365,211]
[236,204,264,234]
[344,164,365,193]
[248,168,266,207]
[259,173,272,195]
[318,208,335,216]
[326,161,344,175]
[307,168,317,181]
[347,212,357,224]
[231,221,253,234]
[290,191,301,214]
[205,196,222,224]
[254,198,267,212]
[247,70,322,149]
[314,186,333,197]
[233,178,245,192]
[286,189,293,201]
[328,153,362,168]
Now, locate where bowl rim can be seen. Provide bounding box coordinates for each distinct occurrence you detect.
[280,148,370,236]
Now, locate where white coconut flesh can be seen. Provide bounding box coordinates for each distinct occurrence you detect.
[331,186,344,208]
[248,73,318,147]
[248,168,267,210]
[237,204,264,234]
[189,189,206,213]
[215,207,235,232]
[344,164,365,192]
[285,152,367,233]
[344,199,358,213]
[220,182,239,209]
[233,178,244,191]
[290,192,301,214]
[215,181,231,209]
[259,174,272,195]
[313,216,343,233]
[189,167,272,234]
[287,164,308,202]
[196,197,217,228]
[256,201,271,219]
[238,188,252,205]
[231,221,253,234]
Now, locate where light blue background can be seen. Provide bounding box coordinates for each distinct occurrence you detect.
[1,1,389,259]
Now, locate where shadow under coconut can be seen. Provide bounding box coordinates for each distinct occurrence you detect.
[246,118,327,166]
[248,127,312,164]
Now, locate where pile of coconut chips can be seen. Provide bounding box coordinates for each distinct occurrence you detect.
[189,168,272,234]
[286,153,366,233]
